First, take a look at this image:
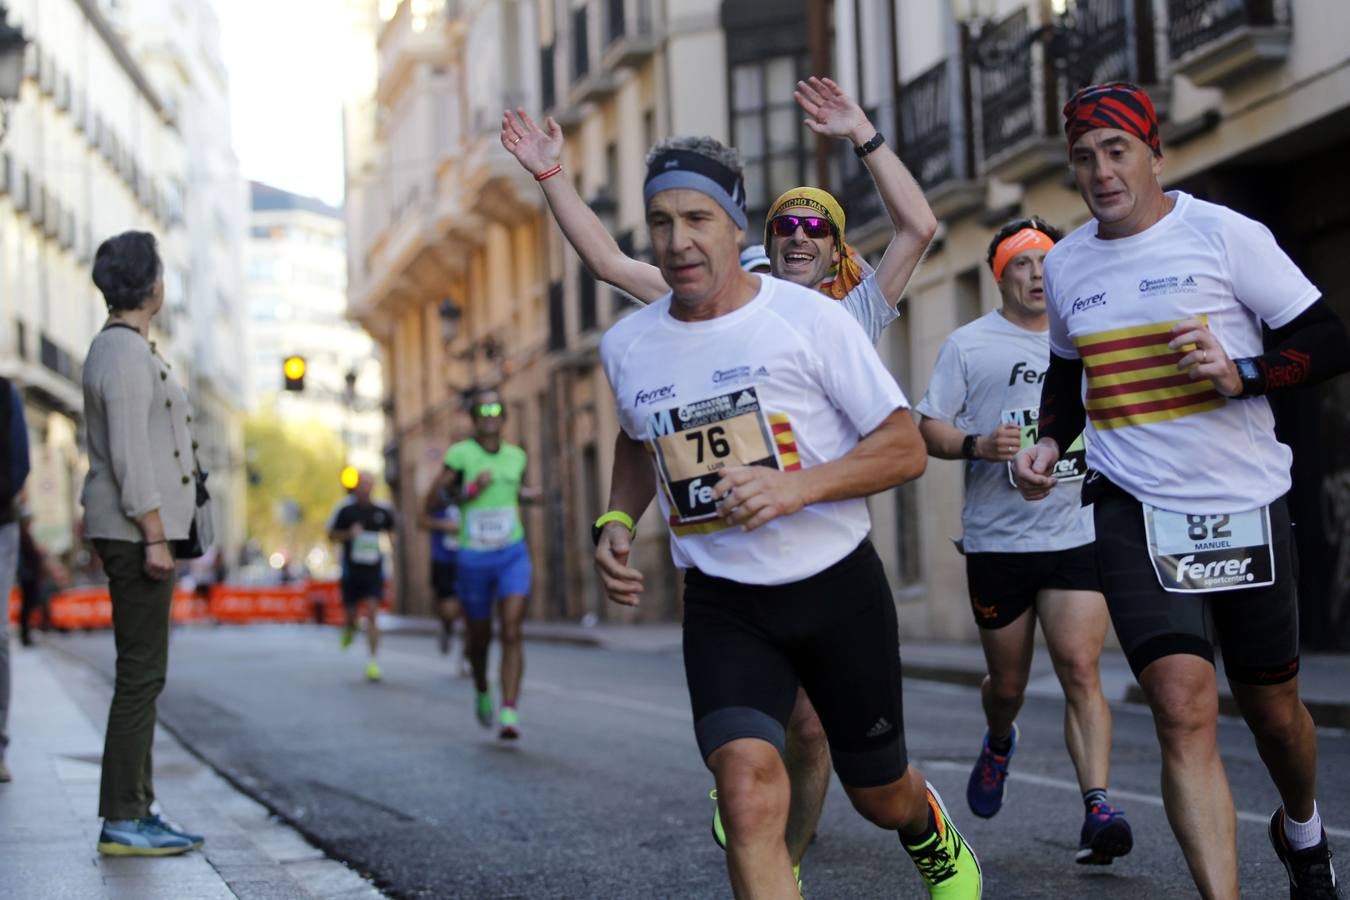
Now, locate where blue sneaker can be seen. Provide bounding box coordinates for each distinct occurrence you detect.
[145,812,205,848]
[1077,801,1133,865]
[966,724,1017,818]
[97,817,198,856]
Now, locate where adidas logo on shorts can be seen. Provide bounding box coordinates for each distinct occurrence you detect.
[866,717,893,738]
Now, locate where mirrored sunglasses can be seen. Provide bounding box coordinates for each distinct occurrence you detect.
[476,403,504,418]
[769,214,834,239]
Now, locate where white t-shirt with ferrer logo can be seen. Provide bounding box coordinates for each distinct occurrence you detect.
[1045,191,1320,513]
[916,311,1093,553]
[601,274,908,585]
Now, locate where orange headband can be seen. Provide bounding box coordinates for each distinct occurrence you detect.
[991,228,1056,283]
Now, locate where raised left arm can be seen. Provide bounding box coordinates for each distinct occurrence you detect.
[795,76,938,307]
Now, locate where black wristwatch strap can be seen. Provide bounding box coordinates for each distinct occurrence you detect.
[961,433,979,460]
[1234,357,1267,397]
[854,131,885,159]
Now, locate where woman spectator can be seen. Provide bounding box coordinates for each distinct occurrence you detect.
[80,231,204,857]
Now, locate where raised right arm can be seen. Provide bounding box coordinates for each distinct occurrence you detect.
[502,109,669,303]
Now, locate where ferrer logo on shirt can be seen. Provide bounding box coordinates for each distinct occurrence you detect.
[635,384,676,405]
[1071,291,1108,314]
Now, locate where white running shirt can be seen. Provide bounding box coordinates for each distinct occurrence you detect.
[917,311,1094,552]
[601,275,909,585]
[1045,191,1320,513]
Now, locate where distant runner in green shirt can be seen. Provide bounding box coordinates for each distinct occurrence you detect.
[427,389,540,739]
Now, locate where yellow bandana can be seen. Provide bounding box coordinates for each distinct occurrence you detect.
[765,187,864,301]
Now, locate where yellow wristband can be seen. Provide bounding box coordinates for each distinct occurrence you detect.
[594,510,635,533]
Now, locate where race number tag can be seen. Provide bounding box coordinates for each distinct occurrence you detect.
[1142,505,1275,593]
[465,508,517,550]
[647,387,779,524]
[1003,407,1085,486]
[351,531,381,565]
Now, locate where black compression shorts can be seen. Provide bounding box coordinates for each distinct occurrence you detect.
[681,539,908,788]
[965,543,1100,629]
[431,561,458,600]
[1091,478,1299,685]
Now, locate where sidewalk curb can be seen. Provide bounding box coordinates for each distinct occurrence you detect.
[46,642,398,900]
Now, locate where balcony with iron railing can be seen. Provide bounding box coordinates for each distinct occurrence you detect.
[602,0,657,71]
[967,0,1159,184]
[1165,0,1292,86]
[897,56,984,221]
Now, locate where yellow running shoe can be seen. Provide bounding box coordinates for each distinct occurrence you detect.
[710,789,727,850]
[365,661,381,682]
[901,782,982,898]
[339,624,355,649]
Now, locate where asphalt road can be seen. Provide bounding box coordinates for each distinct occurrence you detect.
[56,626,1350,899]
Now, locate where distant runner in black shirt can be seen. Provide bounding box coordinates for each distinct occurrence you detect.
[327,470,397,682]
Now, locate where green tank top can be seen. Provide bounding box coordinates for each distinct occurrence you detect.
[444,439,528,551]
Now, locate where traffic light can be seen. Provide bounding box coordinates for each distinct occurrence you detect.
[339,465,360,491]
[282,356,306,391]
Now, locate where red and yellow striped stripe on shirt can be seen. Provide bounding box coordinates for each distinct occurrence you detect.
[1074,319,1224,430]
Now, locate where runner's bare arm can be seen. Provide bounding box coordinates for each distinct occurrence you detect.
[918,415,1021,462]
[595,430,656,606]
[517,463,544,505]
[713,407,924,531]
[423,467,461,516]
[501,109,668,304]
[794,77,937,307]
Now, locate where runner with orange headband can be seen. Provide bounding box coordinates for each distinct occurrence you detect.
[916,216,1133,867]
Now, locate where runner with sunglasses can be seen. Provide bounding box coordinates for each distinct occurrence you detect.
[427,389,542,739]
[500,75,935,338]
[501,76,936,881]
[916,216,1132,866]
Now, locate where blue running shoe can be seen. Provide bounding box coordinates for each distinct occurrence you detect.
[966,724,1017,819]
[97,818,197,856]
[1077,801,1133,865]
[144,812,204,848]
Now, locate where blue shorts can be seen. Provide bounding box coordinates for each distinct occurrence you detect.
[454,541,532,621]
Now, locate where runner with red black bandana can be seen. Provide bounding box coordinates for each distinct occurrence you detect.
[1014,81,1349,900]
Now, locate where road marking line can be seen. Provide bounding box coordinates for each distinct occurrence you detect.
[918,759,1350,840]
[379,647,1348,840]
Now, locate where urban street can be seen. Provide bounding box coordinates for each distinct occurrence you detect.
[50,627,1350,899]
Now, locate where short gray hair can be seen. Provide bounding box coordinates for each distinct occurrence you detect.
[645,136,743,180]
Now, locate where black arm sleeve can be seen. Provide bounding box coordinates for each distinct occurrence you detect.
[1242,299,1350,394]
[1038,352,1086,456]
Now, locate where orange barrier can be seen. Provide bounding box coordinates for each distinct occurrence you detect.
[7,580,392,629]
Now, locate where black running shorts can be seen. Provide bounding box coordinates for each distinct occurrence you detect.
[431,561,458,600]
[965,543,1100,629]
[1091,478,1299,685]
[681,539,907,788]
[340,568,383,608]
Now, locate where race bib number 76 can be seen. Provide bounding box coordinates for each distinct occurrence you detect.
[647,387,780,523]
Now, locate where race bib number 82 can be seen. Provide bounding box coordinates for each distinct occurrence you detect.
[1143,505,1275,593]
[648,387,779,523]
